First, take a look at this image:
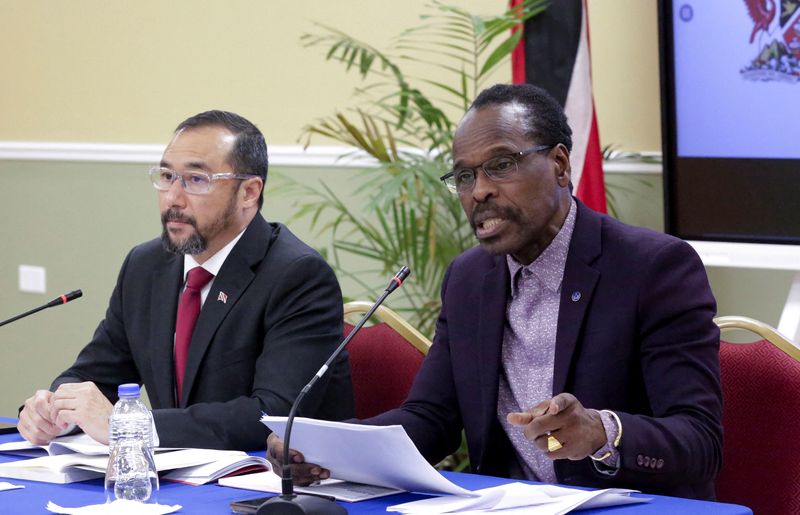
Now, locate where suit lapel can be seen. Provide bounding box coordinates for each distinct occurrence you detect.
[552,201,602,395]
[149,255,183,409]
[476,256,510,464]
[179,215,273,407]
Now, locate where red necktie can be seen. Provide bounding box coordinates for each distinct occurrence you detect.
[174,267,214,401]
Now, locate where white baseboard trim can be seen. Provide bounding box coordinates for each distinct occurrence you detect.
[0,141,662,174]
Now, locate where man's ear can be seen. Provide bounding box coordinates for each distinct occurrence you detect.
[552,143,572,187]
[241,177,263,207]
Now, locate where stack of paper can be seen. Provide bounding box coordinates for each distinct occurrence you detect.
[259,417,650,514]
[0,435,269,485]
[0,433,109,458]
[162,452,269,486]
[261,416,475,496]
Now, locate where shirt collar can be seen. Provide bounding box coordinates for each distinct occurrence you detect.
[183,228,247,281]
[507,198,577,296]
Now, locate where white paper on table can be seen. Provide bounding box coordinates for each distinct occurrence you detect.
[388,483,559,513]
[261,416,476,497]
[388,482,649,514]
[219,471,404,502]
[0,434,109,457]
[0,481,24,491]
[2,447,244,475]
[46,500,181,514]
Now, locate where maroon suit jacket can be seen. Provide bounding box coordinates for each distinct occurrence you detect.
[366,200,722,500]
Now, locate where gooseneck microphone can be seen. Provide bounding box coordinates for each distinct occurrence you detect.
[257,266,411,515]
[0,290,83,328]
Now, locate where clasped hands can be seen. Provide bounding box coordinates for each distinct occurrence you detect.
[265,392,607,486]
[18,382,114,445]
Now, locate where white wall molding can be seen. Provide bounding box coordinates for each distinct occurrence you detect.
[0,141,379,168]
[0,141,663,174]
[0,142,166,163]
[603,159,662,175]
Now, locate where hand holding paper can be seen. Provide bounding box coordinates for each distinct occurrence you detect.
[266,432,330,486]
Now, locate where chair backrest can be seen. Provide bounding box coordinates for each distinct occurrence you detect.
[343,301,431,419]
[714,315,800,515]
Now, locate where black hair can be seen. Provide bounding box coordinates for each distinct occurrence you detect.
[471,83,573,151]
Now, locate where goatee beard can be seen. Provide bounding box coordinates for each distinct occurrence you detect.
[160,209,207,255]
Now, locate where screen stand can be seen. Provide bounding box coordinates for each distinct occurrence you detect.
[778,272,800,343]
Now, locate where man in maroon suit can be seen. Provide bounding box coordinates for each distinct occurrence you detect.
[269,84,722,500]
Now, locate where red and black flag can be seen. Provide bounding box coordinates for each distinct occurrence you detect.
[511,0,607,213]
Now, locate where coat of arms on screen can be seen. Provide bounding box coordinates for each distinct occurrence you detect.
[741,0,800,81]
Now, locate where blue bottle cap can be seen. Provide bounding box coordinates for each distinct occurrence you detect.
[117,383,140,398]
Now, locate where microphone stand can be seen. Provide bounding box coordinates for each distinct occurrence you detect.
[257,266,410,515]
[0,290,83,328]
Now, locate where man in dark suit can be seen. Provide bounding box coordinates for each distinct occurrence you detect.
[18,110,353,450]
[269,84,722,499]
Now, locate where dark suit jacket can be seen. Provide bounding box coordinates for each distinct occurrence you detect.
[52,213,353,450]
[367,200,722,500]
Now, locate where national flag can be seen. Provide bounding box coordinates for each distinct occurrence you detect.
[511,0,607,213]
[217,291,228,304]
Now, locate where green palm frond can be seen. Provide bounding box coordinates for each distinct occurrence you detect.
[287,1,547,336]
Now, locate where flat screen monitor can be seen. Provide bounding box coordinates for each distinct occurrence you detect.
[659,0,800,245]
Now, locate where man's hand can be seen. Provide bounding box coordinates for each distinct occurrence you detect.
[50,382,113,444]
[507,393,606,461]
[18,390,61,445]
[266,433,330,486]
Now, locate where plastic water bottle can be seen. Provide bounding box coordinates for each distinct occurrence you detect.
[104,383,159,503]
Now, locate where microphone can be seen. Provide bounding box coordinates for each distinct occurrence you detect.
[257,266,410,515]
[0,290,83,328]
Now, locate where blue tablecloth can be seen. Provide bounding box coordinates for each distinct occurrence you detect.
[0,431,751,514]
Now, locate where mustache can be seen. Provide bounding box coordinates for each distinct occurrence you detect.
[161,209,197,228]
[469,203,521,229]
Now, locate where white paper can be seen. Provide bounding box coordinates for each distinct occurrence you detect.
[46,500,181,514]
[387,484,558,513]
[388,483,648,514]
[162,452,270,485]
[0,481,24,491]
[219,471,404,502]
[0,447,251,485]
[262,416,475,497]
[0,433,108,457]
[46,434,110,456]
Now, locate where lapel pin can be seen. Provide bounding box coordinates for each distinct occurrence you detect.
[571,291,581,302]
[217,291,228,304]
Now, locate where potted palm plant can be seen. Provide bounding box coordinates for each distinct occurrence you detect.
[283,0,548,337]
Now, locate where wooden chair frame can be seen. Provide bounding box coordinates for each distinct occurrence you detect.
[343,301,432,355]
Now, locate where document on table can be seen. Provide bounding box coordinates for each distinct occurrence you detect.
[261,416,650,514]
[0,433,109,457]
[261,416,475,497]
[387,482,649,514]
[219,471,403,502]
[0,448,261,484]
